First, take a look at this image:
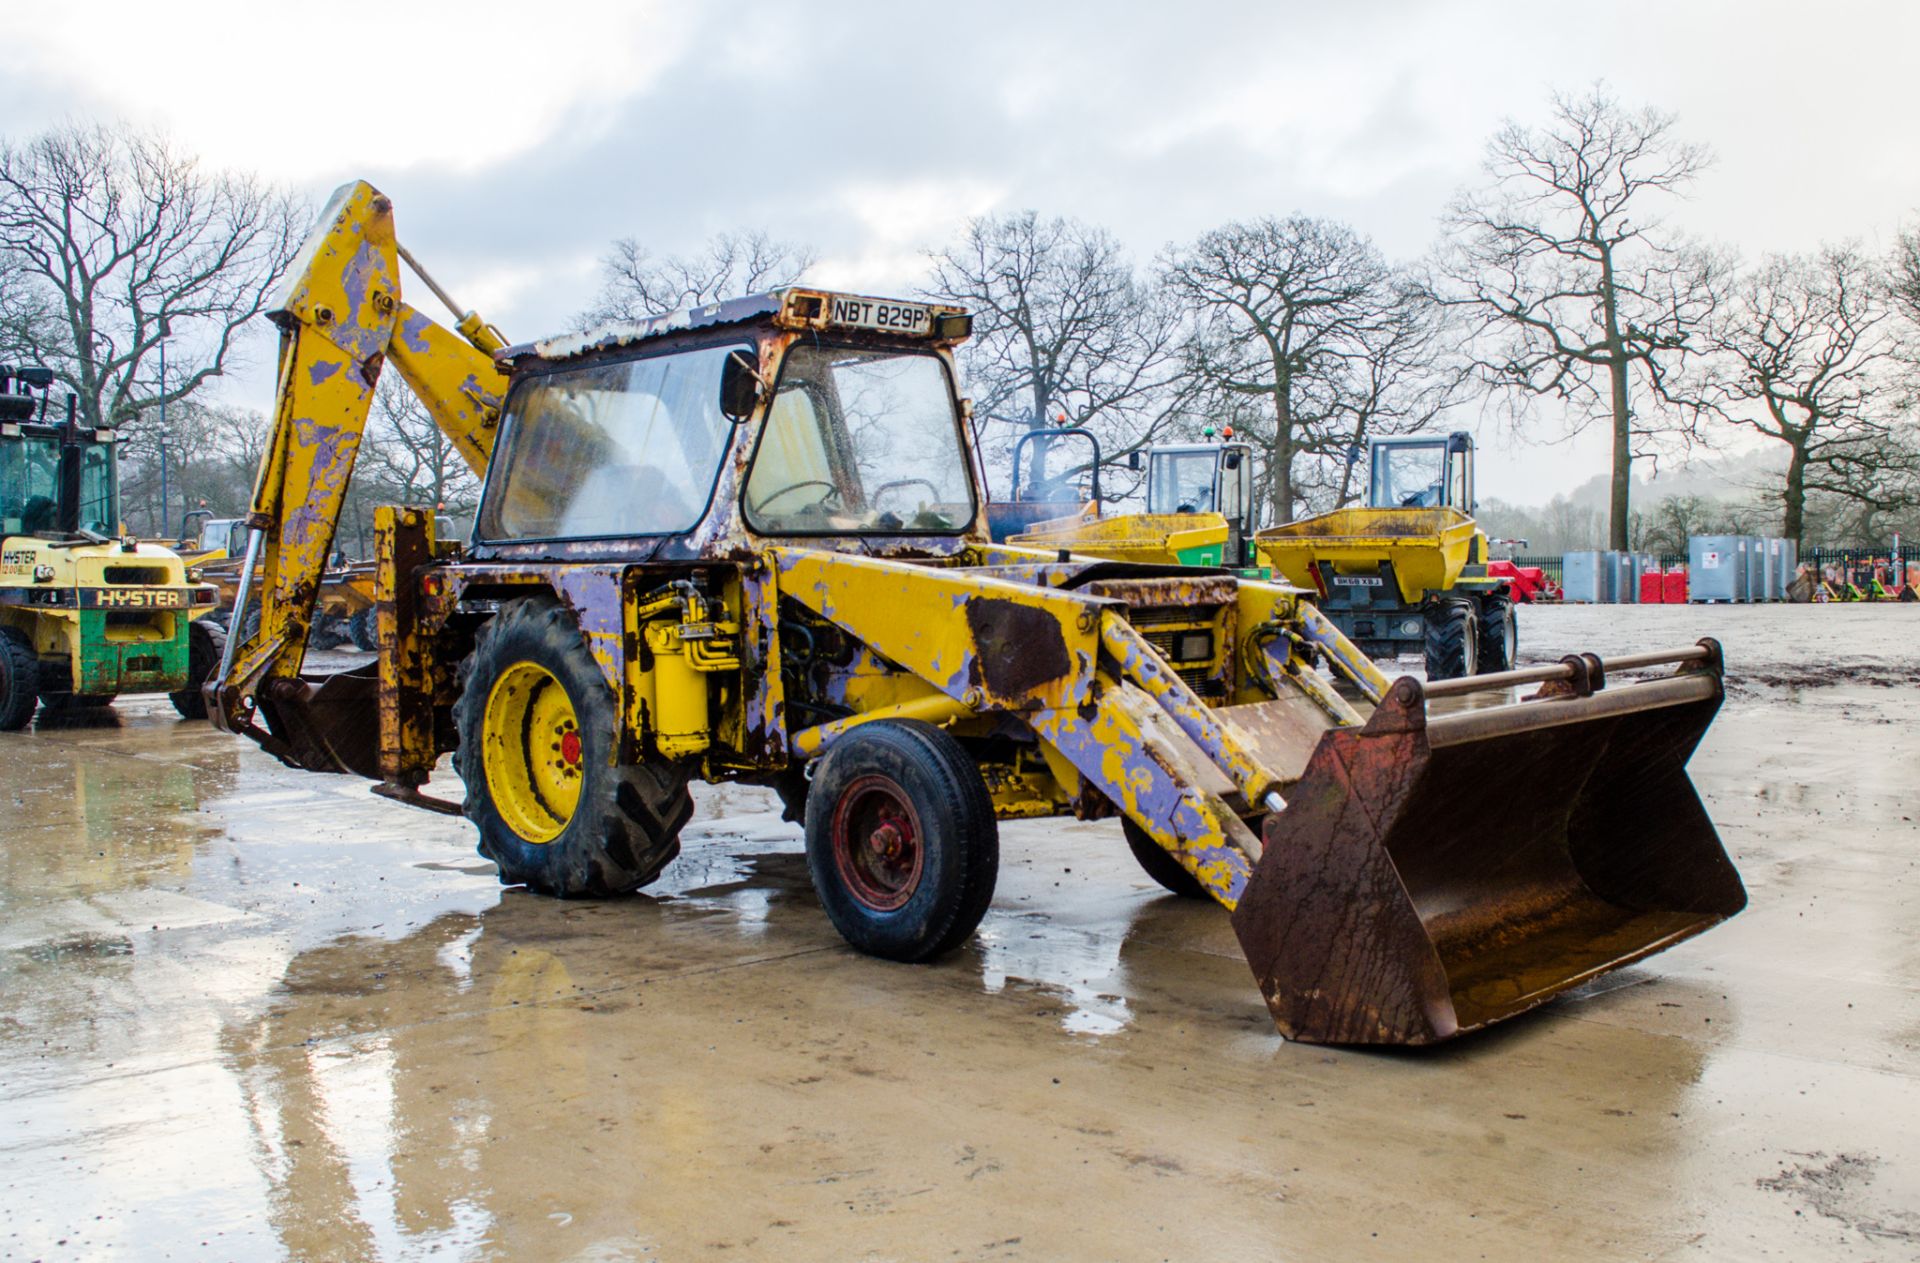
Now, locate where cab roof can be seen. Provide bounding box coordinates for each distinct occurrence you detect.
[501,288,971,368]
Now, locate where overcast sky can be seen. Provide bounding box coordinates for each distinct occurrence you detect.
[8,0,1919,502]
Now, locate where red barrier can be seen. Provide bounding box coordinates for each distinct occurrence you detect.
[1664,570,1688,604]
[1640,570,1666,604]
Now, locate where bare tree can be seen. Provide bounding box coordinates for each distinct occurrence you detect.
[1688,246,1917,546]
[1433,86,1723,550]
[359,375,482,513]
[926,211,1190,500]
[579,230,814,327]
[1163,215,1457,523]
[0,122,303,435]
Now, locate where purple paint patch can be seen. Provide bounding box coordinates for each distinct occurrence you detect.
[308,360,342,386]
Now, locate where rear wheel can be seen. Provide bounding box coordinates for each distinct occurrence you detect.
[0,627,41,730]
[1476,593,1516,674]
[172,618,227,719]
[805,720,999,962]
[1121,816,1209,899]
[453,598,691,897]
[1422,598,1479,681]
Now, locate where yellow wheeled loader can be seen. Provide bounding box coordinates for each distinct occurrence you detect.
[205,182,1745,1045]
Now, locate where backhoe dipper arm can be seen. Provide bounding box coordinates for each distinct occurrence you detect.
[207,180,508,753]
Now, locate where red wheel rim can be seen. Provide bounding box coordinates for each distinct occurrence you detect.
[830,774,924,912]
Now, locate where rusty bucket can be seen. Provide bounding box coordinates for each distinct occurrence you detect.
[1231,644,1746,1045]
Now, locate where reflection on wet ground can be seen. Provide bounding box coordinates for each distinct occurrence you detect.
[2,606,1917,1260]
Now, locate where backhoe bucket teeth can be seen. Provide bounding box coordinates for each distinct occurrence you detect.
[1230,665,1746,1045]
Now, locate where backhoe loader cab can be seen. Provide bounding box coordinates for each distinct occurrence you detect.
[209,182,1747,1045]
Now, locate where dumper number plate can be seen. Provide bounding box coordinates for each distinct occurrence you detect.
[1332,576,1383,587]
[828,296,931,336]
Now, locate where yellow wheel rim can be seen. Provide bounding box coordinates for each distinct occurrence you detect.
[483,661,585,844]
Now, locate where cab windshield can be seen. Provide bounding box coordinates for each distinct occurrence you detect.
[0,434,61,534]
[1147,450,1218,514]
[0,435,116,535]
[1370,441,1448,509]
[745,344,973,534]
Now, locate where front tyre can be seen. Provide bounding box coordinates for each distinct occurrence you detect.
[0,627,42,730]
[453,598,692,897]
[805,720,999,962]
[172,618,227,719]
[1422,598,1479,681]
[1476,593,1517,674]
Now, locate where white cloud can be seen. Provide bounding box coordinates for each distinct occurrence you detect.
[4,0,692,178]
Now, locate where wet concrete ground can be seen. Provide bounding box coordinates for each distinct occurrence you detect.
[2,605,1917,1261]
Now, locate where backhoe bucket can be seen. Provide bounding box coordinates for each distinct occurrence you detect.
[1231,650,1746,1045]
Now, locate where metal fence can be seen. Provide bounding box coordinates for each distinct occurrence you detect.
[1505,547,1915,584]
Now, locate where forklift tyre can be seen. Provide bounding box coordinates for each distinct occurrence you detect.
[805,719,999,962]
[1121,816,1209,899]
[0,626,41,731]
[1423,597,1479,681]
[172,618,227,719]
[454,598,692,898]
[1476,592,1516,674]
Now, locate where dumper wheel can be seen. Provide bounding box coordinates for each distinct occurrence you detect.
[347,608,378,651]
[0,626,42,731]
[172,618,227,719]
[1476,593,1516,674]
[454,598,693,898]
[1120,817,1209,899]
[805,720,999,962]
[1422,598,1478,681]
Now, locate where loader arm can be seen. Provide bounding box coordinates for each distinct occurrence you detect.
[207,180,509,760]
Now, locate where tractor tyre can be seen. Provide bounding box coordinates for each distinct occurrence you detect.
[1476,592,1517,674]
[1422,598,1479,681]
[804,720,999,962]
[347,608,379,651]
[0,627,42,731]
[172,618,227,719]
[453,597,692,897]
[1121,816,1209,899]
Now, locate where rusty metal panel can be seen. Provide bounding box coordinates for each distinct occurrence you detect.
[375,506,437,787]
[771,547,1102,714]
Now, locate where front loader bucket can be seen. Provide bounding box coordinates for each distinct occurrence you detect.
[1231,646,1745,1045]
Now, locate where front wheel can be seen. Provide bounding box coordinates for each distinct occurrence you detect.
[452,598,692,897]
[1422,598,1479,681]
[0,628,44,730]
[172,618,227,719]
[804,720,999,962]
[1476,593,1516,674]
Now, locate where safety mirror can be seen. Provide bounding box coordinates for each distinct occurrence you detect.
[721,349,761,422]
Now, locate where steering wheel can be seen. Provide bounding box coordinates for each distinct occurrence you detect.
[752,479,840,515]
[870,477,941,507]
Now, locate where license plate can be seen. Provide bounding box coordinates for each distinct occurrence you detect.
[1332,576,1383,587]
[827,295,932,336]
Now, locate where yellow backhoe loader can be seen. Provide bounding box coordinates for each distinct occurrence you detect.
[206,183,1745,1045]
